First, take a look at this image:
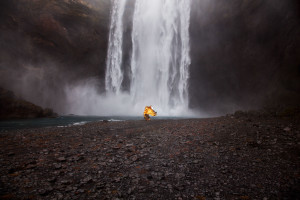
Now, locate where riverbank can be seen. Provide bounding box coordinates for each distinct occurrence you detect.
[0,114,299,199]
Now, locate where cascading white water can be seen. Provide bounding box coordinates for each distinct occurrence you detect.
[105,0,192,116]
[105,0,126,94]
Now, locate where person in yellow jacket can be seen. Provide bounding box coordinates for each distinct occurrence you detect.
[143,106,157,121]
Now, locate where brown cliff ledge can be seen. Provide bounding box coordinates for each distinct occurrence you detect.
[0,87,58,120]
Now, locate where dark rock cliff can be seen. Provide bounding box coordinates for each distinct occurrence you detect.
[189,0,300,115]
[0,0,110,112]
[0,87,57,119]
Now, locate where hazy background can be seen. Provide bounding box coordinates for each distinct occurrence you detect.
[189,0,300,115]
[0,0,299,116]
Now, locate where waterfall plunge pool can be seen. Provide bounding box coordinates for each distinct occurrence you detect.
[0,115,191,131]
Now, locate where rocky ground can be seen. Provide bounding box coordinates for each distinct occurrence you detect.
[0,114,299,199]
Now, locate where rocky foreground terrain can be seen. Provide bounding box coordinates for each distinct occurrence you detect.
[0,113,299,199]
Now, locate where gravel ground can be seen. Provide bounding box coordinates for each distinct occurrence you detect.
[0,114,299,199]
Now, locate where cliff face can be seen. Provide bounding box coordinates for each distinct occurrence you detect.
[189,0,300,114]
[0,0,111,112]
[0,0,110,69]
[0,87,57,119]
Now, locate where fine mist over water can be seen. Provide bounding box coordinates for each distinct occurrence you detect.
[66,0,196,117]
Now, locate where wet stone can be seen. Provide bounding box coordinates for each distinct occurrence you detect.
[81,176,92,183]
[8,152,15,156]
[57,157,66,162]
[193,160,199,164]
[53,163,62,169]
[131,155,138,162]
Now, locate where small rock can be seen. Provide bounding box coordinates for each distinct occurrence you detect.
[26,164,36,169]
[175,173,185,179]
[65,186,72,192]
[54,163,62,169]
[131,155,138,162]
[48,177,56,183]
[57,157,66,162]
[61,180,70,185]
[128,187,133,195]
[147,174,153,180]
[47,187,53,192]
[82,176,92,183]
[39,189,48,196]
[257,140,262,144]
[77,189,85,193]
[57,193,63,200]
[8,152,15,156]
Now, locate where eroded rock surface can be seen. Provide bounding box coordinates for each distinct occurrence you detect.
[0,87,58,120]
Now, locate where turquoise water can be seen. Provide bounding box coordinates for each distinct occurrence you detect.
[0,115,186,131]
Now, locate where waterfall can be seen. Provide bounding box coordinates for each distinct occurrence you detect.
[105,0,191,115]
[105,0,126,94]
